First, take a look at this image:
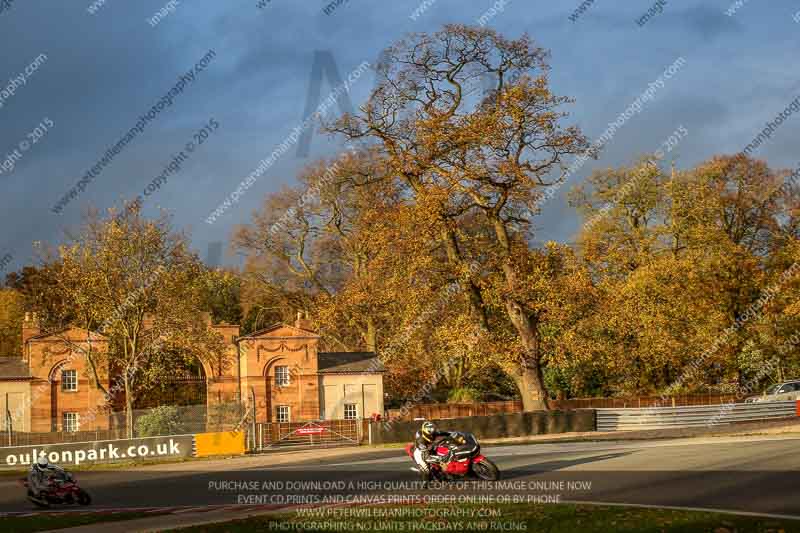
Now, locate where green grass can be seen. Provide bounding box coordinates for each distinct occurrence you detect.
[0,510,169,533]
[176,503,800,533]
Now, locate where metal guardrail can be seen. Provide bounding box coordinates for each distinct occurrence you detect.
[596,400,797,431]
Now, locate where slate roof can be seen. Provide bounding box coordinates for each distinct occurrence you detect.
[0,358,31,380]
[317,352,385,374]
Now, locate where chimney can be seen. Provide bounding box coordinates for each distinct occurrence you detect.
[211,322,240,344]
[294,311,315,332]
[22,312,40,356]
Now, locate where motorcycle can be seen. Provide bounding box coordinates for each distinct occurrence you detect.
[405,433,500,482]
[19,470,91,508]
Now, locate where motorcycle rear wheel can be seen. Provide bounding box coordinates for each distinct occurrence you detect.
[472,458,500,481]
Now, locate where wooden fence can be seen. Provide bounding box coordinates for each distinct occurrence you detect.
[549,394,739,410]
[386,401,523,420]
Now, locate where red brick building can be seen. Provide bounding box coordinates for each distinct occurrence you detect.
[0,314,384,434]
[238,319,385,423]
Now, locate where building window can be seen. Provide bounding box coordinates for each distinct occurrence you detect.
[276,405,290,423]
[61,369,78,392]
[344,404,358,420]
[275,366,290,387]
[63,412,79,433]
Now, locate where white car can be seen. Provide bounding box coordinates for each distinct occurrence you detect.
[745,380,800,403]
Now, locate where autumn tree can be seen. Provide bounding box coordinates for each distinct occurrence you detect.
[329,25,591,409]
[202,268,243,325]
[49,207,226,437]
[569,153,798,395]
[234,26,800,404]
[234,150,401,352]
[0,288,24,357]
[5,264,72,332]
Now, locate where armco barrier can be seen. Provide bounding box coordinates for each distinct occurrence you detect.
[596,400,797,431]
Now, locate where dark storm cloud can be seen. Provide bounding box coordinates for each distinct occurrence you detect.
[1,0,799,273]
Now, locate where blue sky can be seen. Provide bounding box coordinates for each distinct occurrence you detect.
[0,0,798,272]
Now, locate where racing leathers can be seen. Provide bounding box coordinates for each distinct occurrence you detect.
[27,463,65,498]
[413,429,476,472]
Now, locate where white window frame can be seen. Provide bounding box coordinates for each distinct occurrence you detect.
[276,405,290,423]
[63,412,79,433]
[61,369,78,392]
[275,366,290,387]
[344,403,358,420]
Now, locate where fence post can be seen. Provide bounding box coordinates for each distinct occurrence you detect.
[5,393,11,447]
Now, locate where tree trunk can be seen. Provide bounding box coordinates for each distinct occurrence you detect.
[124,374,134,439]
[365,316,377,352]
[442,227,489,330]
[505,298,549,411]
[512,365,548,411]
[492,217,550,410]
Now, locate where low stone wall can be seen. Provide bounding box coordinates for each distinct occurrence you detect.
[369,409,596,445]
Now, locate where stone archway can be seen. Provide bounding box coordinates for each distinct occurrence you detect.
[135,357,209,408]
[204,351,248,431]
[133,356,212,433]
[261,356,288,423]
[46,359,69,432]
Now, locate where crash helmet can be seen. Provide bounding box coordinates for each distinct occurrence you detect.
[36,453,48,468]
[421,421,437,441]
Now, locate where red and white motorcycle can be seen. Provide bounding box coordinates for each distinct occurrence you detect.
[20,470,91,508]
[405,432,500,482]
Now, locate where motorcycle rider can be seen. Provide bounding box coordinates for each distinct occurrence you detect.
[413,421,476,472]
[27,454,65,501]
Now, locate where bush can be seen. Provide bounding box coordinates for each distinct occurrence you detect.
[135,405,186,437]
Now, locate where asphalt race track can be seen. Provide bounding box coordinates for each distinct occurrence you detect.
[1,436,799,517]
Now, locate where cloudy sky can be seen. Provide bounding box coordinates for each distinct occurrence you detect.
[0,0,798,273]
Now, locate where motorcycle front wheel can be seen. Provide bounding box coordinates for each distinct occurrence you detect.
[472,458,500,481]
[77,489,91,506]
[27,492,49,509]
